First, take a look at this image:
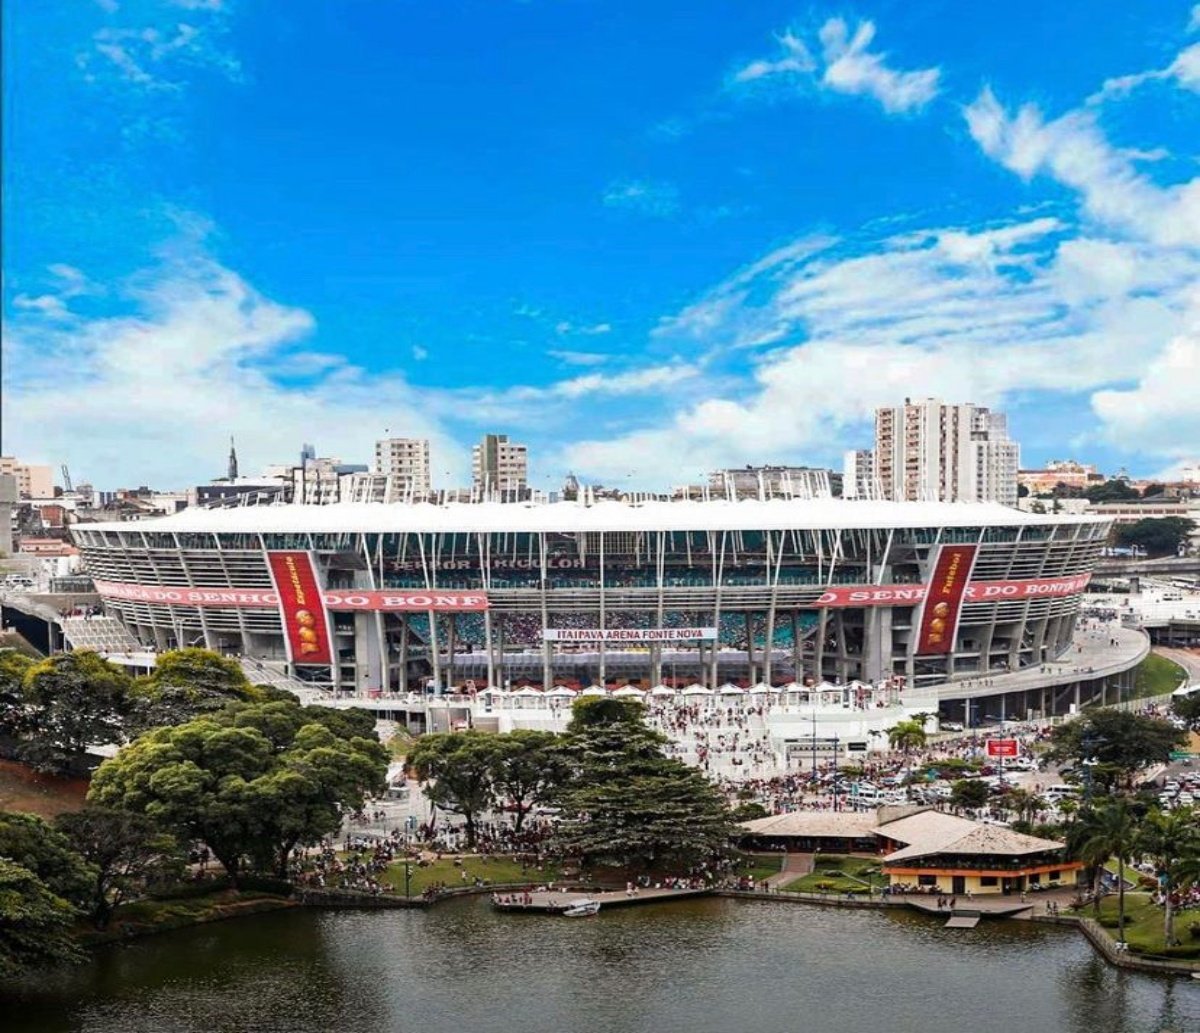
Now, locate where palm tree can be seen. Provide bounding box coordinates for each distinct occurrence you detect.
[887,719,927,768]
[1073,800,1138,944]
[1136,807,1200,947]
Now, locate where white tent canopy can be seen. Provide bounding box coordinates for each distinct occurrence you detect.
[682,685,713,697]
[580,686,607,697]
[478,687,507,697]
[649,685,676,697]
[613,686,646,698]
[748,683,773,694]
[513,687,542,697]
[546,686,577,698]
[719,683,745,694]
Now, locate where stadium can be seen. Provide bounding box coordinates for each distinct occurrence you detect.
[72,498,1111,700]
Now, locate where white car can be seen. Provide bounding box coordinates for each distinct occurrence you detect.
[1177,792,1195,806]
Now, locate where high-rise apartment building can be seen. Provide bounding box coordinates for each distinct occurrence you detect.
[841,450,874,499]
[0,457,54,499]
[872,399,1019,507]
[471,434,528,495]
[373,438,431,497]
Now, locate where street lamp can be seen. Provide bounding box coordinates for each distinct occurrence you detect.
[404,862,413,899]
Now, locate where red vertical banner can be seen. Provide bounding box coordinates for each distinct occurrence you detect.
[267,551,334,666]
[915,544,978,655]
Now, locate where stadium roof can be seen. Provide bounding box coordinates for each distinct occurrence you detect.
[81,498,1110,536]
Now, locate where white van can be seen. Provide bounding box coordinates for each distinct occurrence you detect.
[1043,784,1081,803]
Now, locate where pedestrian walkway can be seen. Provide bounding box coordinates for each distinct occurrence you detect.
[492,886,711,913]
[760,852,812,890]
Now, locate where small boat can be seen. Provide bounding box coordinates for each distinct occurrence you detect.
[561,899,601,918]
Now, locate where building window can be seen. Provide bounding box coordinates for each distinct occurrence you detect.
[980,876,998,887]
[1028,872,1041,885]
[917,875,937,887]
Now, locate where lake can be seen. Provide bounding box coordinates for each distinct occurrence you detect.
[4,897,1198,1033]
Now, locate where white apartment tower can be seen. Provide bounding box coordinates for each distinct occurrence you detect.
[841,449,875,499]
[472,434,528,495]
[872,399,1019,507]
[373,438,432,498]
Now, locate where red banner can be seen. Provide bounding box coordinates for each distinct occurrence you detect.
[92,581,491,612]
[915,545,978,654]
[986,739,1020,758]
[812,572,1090,608]
[266,552,334,666]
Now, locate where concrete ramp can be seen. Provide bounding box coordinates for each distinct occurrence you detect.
[945,911,981,928]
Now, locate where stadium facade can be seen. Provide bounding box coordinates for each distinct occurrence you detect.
[72,499,1111,693]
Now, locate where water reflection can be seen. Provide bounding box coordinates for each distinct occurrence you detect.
[4,899,1197,1033]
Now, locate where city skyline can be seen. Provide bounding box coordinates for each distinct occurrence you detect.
[3,1,1199,489]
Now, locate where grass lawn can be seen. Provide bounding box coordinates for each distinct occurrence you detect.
[1088,891,1200,959]
[0,758,88,818]
[734,852,782,883]
[783,854,885,895]
[1133,653,1187,698]
[378,855,565,896]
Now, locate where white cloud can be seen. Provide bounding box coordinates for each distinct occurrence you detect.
[731,18,940,114]
[558,209,1199,487]
[964,87,1200,247]
[731,30,814,83]
[411,345,429,361]
[602,179,680,217]
[818,18,941,113]
[1090,42,1200,102]
[554,320,611,336]
[548,349,610,366]
[1091,327,1200,459]
[1192,3,1200,32]
[2,250,465,488]
[79,2,240,90]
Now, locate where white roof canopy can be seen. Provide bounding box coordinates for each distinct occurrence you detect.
[83,497,1106,536]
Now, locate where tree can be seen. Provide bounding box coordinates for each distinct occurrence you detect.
[950,779,989,810]
[130,648,264,732]
[0,859,82,980]
[1172,692,1200,731]
[1085,479,1140,503]
[1074,800,1138,943]
[1115,517,1196,558]
[89,701,388,881]
[17,651,134,773]
[491,730,569,833]
[555,697,733,870]
[1135,807,1200,947]
[55,808,183,928]
[1141,483,1166,499]
[408,731,502,849]
[0,811,95,910]
[0,652,34,740]
[1047,711,1185,787]
[887,719,927,760]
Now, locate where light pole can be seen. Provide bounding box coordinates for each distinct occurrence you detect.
[404,862,413,899]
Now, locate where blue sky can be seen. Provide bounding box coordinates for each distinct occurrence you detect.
[3,0,1198,491]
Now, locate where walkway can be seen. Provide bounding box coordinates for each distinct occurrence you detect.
[492,886,711,913]
[760,852,812,890]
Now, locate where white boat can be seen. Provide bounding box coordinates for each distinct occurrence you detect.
[561,899,601,917]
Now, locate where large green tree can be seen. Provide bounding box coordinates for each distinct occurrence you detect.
[131,648,264,731]
[0,858,82,980]
[1134,807,1200,948]
[1048,711,1186,787]
[554,696,733,870]
[1172,691,1200,731]
[0,651,35,740]
[89,701,388,881]
[1085,479,1139,503]
[17,651,135,773]
[55,808,183,928]
[408,731,502,848]
[0,811,95,910]
[1115,517,1196,558]
[491,729,569,833]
